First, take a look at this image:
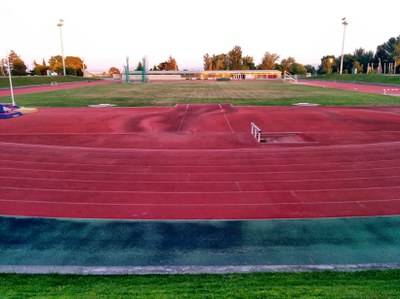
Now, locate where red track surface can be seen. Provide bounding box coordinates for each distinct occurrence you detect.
[299,79,400,95]
[1,104,400,219]
[0,80,113,97]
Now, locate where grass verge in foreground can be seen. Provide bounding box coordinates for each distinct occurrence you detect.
[1,81,398,107]
[1,270,400,298]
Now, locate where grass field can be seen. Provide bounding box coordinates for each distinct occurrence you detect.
[1,270,400,298]
[1,80,398,107]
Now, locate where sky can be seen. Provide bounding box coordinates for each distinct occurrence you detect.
[2,0,399,72]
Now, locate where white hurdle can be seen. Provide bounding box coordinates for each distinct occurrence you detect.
[251,122,262,142]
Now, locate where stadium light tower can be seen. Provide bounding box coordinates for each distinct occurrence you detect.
[57,18,66,76]
[339,17,348,75]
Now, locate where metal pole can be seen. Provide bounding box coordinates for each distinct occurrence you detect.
[57,19,66,76]
[125,56,130,83]
[340,18,348,75]
[6,51,16,106]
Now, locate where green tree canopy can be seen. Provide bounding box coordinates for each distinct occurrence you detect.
[203,54,213,71]
[0,58,7,76]
[258,52,280,70]
[213,54,229,70]
[228,45,243,70]
[394,44,400,67]
[375,36,400,63]
[318,55,336,74]
[242,55,256,70]
[279,57,295,73]
[48,55,85,76]
[48,55,64,74]
[8,50,27,76]
[353,48,374,73]
[157,56,179,71]
[108,67,120,75]
[304,64,316,74]
[203,46,255,71]
[65,56,85,72]
[33,59,49,75]
[290,62,307,75]
[135,61,143,71]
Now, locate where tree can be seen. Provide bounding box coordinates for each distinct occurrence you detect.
[290,63,307,75]
[157,56,178,71]
[48,55,85,76]
[8,50,27,76]
[204,46,254,71]
[48,55,64,74]
[353,61,363,74]
[242,55,256,70]
[65,57,84,71]
[228,45,242,70]
[135,61,143,71]
[203,54,213,71]
[341,54,356,74]
[318,55,336,74]
[258,52,280,70]
[0,58,6,76]
[394,44,400,71]
[33,58,49,75]
[304,65,316,74]
[375,36,400,63]
[212,54,229,70]
[279,57,296,73]
[353,48,374,73]
[108,67,120,76]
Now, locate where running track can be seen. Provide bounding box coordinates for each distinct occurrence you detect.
[0,80,113,97]
[1,104,400,220]
[299,79,400,95]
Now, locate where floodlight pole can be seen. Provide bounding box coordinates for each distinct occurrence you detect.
[339,17,348,75]
[57,19,67,76]
[6,51,16,106]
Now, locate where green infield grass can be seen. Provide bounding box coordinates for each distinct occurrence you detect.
[1,270,400,298]
[1,81,398,107]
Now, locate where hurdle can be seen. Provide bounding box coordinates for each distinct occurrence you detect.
[251,122,263,142]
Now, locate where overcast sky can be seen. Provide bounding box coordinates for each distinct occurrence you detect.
[2,0,399,72]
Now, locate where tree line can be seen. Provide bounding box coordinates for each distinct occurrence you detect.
[320,36,400,74]
[203,46,312,75]
[203,36,400,75]
[0,51,86,76]
[2,35,399,77]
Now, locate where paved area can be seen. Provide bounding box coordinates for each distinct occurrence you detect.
[1,216,400,273]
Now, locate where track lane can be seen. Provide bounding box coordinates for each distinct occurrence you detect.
[0,105,399,219]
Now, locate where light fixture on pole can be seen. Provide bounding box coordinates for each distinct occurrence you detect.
[339,17,348,75]
[57,18,66,76]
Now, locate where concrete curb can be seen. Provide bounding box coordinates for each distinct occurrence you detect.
[1,264,400,275]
